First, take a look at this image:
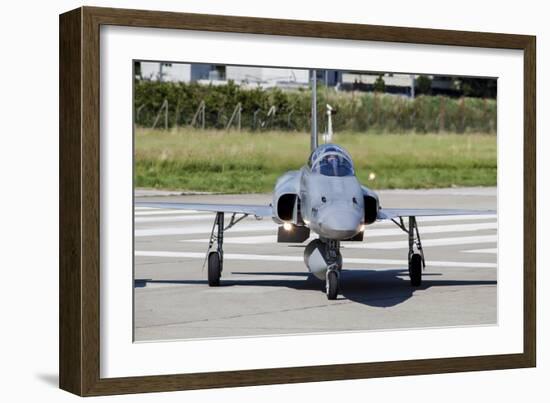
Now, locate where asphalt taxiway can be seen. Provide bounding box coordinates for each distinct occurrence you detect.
[134,187,497,341]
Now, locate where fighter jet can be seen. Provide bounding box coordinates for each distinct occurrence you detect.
[137,70,493,300]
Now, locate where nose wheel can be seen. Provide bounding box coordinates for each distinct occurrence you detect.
[324,239,342,300]
[326,267,339,300]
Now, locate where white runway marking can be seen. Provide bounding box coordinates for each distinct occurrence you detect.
[355,235,497,250]
[135,250,496,268]
[134,208,494,221]
[374,222,497,234]
[134,210,496,232]
[142,282,287,290]
[135,214,218,223]
[135,221,277,237]
[392,214,495,223]
[369,215,496,228]
[181,235,278,244]
[134,210,202,216]
[179,222,497,245]
[134,212,495,223]
[463,248,498,254]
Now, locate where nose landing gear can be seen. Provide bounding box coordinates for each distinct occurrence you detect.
[326,268,339,300]
[303,238,343,299]
[325,239,342,300]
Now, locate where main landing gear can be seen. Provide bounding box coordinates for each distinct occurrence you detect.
[204,211,248,286]
[392,216,425,287]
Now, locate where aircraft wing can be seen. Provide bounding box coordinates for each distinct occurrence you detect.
[135,202,273,217]
[377,208,495,220]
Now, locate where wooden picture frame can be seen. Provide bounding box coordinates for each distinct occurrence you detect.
[59,6,536,396]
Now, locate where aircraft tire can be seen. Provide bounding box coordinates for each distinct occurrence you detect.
[326,270,339,300]
[409,253,422,287]
[208,252,222,286]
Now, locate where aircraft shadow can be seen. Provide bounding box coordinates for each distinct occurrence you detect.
[334,269,495,307]
[135,268,496,308]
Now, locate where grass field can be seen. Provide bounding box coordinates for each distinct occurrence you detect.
[135,128,496,193]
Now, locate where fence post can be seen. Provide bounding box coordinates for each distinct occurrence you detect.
[174,100,181,130]
[190,100,206,129]
[287,109,294,130]
[152,99,168,129]
[483,98,488,132]
[237,104,241,131]
[265,105,276,129]
[253,109,261,130]
[165,100,168,129]
[202,102,205,129]
[459,97,465,133]
[136,104,146,123]
[439,96,446,133]
[225,102,242,131]
[373,92,379,128]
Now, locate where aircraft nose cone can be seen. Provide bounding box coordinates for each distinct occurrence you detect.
[319,209,362,240]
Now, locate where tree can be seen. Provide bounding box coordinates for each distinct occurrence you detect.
[373,75,385,92]
[458,78,497,98]
[416,75,432,95]
[134,61,142,80]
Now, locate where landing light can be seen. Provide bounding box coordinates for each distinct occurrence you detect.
[283,222,292,231]
[360,224,366,232]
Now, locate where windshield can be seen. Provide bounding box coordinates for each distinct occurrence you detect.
[312,153,355,177]
[308,144,352,167]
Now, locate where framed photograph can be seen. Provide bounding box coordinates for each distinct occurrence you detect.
[59,6,536,396]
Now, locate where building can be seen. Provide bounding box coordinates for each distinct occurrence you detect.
[136,61,470,98]
[136,62,309,88]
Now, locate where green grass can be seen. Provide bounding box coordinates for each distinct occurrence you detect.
[135,128,496,193]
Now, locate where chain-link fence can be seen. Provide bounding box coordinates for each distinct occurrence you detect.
[134,80,497,134]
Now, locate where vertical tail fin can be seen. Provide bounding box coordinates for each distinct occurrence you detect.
[311,69,318,152]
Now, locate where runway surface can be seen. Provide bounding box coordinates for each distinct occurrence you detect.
[134,187,497,342]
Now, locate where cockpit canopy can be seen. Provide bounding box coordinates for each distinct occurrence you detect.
[308,144,355,177]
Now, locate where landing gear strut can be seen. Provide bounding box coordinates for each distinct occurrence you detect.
[392,216,425,287]
[204,211,248,286]
[206,212,224,286]
[324,239,341,300]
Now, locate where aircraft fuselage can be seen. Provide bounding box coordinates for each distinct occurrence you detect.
[272,144,378,242]
[299,168,364,240]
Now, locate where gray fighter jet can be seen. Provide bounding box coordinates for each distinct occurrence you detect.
[137,70,493,300]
